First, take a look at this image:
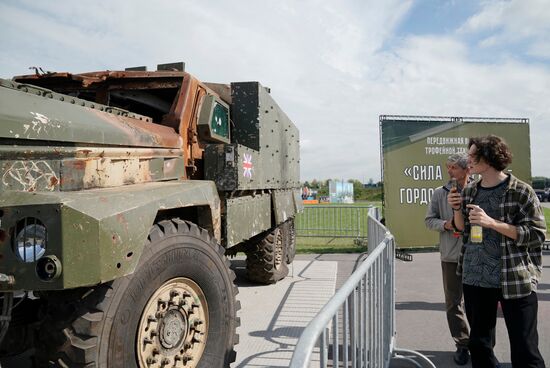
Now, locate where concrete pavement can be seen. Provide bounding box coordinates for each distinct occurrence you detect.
[2,250,547,367]
[238,250,549,368]
[391,250,550,368]
[230,258,338,367]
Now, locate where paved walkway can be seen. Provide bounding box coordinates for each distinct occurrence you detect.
[392,250,550,368]
[3,250,547,367]
[230,259,337,367]
[232,250,550,368]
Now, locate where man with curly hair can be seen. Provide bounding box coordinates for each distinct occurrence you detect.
[448,135,546,368]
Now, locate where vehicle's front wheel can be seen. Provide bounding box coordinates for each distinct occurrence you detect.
[37,219,239,368]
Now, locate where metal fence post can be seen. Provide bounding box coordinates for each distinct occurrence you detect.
[295,205,372,240]
[289,208,435,368]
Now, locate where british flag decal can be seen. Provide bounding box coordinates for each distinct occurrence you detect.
[242,153,253,178]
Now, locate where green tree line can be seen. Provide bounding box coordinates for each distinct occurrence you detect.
[532,176,550,189]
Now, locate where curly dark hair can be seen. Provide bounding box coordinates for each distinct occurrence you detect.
[468,135,513,171]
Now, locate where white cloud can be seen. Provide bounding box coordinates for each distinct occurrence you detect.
[528,39,550,59]
[459,1,507,33]
[1,0,550,181]
[363,35,550,179]
[460,0,550,57]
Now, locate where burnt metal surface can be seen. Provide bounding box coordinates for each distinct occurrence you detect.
[0,149,185,192]
[0,79,180,148]
[204,82,231,105]
[13,70,186,88]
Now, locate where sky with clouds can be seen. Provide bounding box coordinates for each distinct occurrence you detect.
[1,0,549,182]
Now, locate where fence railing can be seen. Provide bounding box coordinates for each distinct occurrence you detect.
[289,208,435,368]
[295,206,372,239]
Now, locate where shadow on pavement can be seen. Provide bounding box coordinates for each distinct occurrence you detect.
[395,301,445,311]
[390,349,513,368]
[230,257,338,367]
[390,349,462,368]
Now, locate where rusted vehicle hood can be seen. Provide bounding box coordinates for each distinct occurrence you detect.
[0,79,181,148]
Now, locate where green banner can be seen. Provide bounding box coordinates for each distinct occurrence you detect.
[380,116,531,248]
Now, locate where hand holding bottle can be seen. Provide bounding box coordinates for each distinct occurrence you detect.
[466,204,495,227]
[466,204,497,243]
[447,179,462,209]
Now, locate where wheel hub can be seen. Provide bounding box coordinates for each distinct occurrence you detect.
[137,278,208,368]
[160,309,187,349]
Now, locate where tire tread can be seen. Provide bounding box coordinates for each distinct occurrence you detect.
[37,219,239,367]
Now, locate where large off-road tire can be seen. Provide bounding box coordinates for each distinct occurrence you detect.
[283,219,296,264]
[36,219,239,368]
[245,225,288,284]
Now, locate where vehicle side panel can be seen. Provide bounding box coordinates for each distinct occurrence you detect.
[0,181,220,291]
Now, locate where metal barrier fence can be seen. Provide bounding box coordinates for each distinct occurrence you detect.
[295,206,372,239]
[289,208,435,368]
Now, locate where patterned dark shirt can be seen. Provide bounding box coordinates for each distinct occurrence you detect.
[457,174,546,299]
[462,179,508,288]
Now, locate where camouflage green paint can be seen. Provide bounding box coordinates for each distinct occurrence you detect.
[209,82,300,190]
[197,95,231,144]
[0,181,220,290]
[0,79,180,148]
[225,193,271,247]
[0,69,301,293]
[0,81,185,192]
[204,144,262,190]
[272,190,297,224]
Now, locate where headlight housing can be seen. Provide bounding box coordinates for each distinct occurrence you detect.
[14,219,47,262]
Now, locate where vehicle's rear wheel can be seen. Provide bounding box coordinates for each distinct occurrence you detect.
[245,225,288,284]
[283,219,296,264]
[36,219,239,368]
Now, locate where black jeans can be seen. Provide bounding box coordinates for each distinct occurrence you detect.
[463,284,545,368]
